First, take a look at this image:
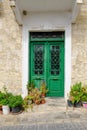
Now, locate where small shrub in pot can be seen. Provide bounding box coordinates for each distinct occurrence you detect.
[9,95,24,113]
[69,82,83,107]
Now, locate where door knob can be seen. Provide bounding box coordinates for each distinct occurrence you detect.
[36,77,41,80]
[53,78,57,80]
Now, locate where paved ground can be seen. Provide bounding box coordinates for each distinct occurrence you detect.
[1,122,87,130]
[0,98,87,130]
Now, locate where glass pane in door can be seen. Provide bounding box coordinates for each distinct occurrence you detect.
[34,45,44,75]
[50,45,60,75]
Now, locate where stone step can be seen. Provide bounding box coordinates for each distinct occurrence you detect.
[45,98,66,108]
[0,98,87,126]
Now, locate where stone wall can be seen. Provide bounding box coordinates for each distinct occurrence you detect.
[0,0,87,93]
[0,0,22,94]
[72,0,87,85]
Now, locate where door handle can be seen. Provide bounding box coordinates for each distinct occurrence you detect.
[53,78,58,80]
[36,77,41,80]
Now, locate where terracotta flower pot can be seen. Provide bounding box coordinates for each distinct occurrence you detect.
[35,100,40,105]
[41,99,46,104]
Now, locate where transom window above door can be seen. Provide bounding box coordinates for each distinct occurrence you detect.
[30,32,64,39]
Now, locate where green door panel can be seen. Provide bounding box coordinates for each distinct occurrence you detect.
[49,79,61,91]
[30,42,46,89]
[30,39,64,97]
[48,79,64,97]
[47,42,64,97]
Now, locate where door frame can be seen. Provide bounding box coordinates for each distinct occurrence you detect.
[29,37,65,97]
[22,25,71,99]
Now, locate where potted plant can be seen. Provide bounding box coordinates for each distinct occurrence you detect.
[67,96,74,107]
[0,94,10,115]
[41,98,46,104]
[27,81,35,94]
[30,88,41,104]
[0,87,12,115]
[35,98,41,105]
[23,97,29,111]
[23,96,34,111]
[24,94,34,105]
[81,87,87,108]
[69,82,83,107]
[0,91,5,113]
[81,94,87,108]
[1,98,10,115]
[9,95,23,114]
[40,81,48,97]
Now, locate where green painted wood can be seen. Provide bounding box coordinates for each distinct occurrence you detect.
[30,38,64,42]
[29,37,64,97]
[47,42,64,97]
[30,42,45,89]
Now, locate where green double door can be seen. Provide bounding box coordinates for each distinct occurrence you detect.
[30,41,64,97]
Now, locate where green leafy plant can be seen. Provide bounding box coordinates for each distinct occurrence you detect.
[26,81,47,106]
[31,88,41,103]
[0,91,5,103]
[81,94,87,101]
[70,82,83,104]
[40,81,48,97]
[81,86,87,101]
[9,95,23,108]
[27,81,35,94]
[0,87,13,106]
[23,96,34,111]
[23,98,29,111]
[0,99,9,105]
[26,94,34,101]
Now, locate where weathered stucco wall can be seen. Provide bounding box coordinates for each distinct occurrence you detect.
[72,0,87,85]
[0,0,22,94]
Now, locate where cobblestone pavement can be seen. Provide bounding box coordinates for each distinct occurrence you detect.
[0,98,87,129]
[0,122,87,130]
